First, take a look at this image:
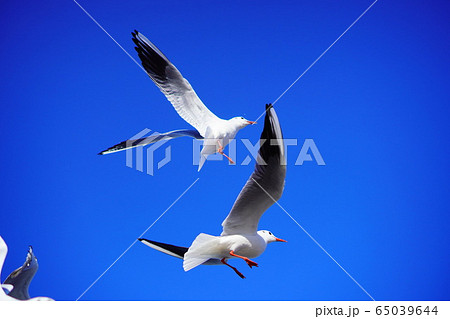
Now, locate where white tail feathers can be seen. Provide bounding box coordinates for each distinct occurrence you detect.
[183,233,218,271]
[183,257,210,271]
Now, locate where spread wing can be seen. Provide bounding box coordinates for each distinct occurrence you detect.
[98,129,203,155]
[221,104,286,236]
[4,246,38,300]
[132,30,220,137]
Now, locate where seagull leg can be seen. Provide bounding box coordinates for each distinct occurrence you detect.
[217,141,235,164]
[229,250,259,268]
[221,258,245,279]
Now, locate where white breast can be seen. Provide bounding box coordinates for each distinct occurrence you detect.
[220,234,267,259]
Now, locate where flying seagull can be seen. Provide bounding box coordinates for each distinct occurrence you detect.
[0,236,53,301]
[140,103,286,278]
[3,246,38,300]
[99,30,256,171]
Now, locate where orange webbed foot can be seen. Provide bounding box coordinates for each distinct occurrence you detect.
[244,258,258,268]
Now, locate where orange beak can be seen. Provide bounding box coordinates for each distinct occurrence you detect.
[247,121,257,125]
[275,238,287,242]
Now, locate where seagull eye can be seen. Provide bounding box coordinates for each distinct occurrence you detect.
[269,232,272,235]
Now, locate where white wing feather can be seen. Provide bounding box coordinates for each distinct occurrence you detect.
[221,105,286,236]
[132,31,220,137]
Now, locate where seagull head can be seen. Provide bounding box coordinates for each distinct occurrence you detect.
[258,230,287,244]
[229,116,257,129]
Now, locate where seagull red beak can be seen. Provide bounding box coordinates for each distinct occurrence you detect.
[247,121,257,125]
[275,237,287,242]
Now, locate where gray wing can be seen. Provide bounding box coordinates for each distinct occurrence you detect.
[132,31,220,137]
[4,246,38,300]
[221,104,286,236]
[99,129,202,155]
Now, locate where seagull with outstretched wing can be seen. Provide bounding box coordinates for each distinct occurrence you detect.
[140,103,287,278]
[99,30,256,171]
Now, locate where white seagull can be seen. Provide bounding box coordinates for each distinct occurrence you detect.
[0,236,53,301]
[99,30,256,171]
[140,103,286,278]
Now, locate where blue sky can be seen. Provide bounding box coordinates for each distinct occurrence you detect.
[0,0,449,301]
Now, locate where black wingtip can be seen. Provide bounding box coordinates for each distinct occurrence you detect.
[258,102,283,166]
[139,238,189,257]
[97,147,109,155]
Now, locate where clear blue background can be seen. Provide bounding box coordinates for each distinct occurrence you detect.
[0,0,449,301]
